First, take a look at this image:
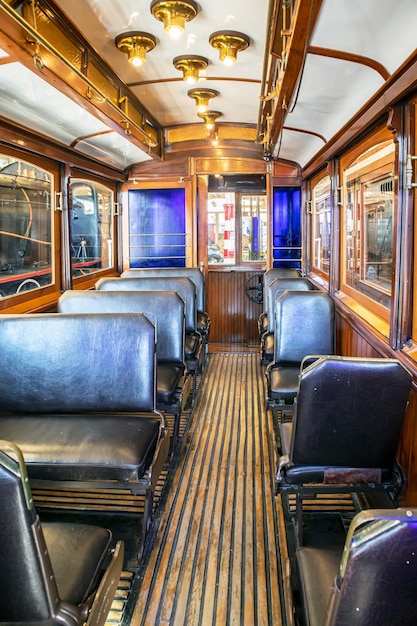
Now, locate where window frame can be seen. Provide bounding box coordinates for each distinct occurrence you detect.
[338,128,395,325]
[122,179,195,270]
[69,176,117,285]
[207,190,267,269]
[0,146,61,312]
[310,170,332,280]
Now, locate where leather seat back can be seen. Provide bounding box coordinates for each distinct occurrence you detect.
[291,356,412,470]
[265,277,313,333]
[326,509,417,626]
[122,267,206,314]
[274,290,334,363]
[0,312,156,413]
[0,440,123,624]
[262,268,300,316]
[97,276,197,333]
[58,289,185,365]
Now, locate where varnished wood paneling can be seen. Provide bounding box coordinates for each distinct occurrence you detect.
[195,157,266,175]
[206,270,263,346]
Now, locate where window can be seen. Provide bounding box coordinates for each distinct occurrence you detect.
[207,191,267,266]
[127,187,189,268]
[0,154,54,298]
[342,140,394,316]
[312,174,331,276]
[241,195,267,262]
[271,187,302,268]
[70,179,114,279]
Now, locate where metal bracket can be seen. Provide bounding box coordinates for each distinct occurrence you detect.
[406,155,417,188]
[54,191,63,211]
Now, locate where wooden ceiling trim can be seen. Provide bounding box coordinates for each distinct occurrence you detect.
[267,0,323,152]
[308,46,391,81]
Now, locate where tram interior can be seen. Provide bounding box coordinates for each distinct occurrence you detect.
[1,0,417,624]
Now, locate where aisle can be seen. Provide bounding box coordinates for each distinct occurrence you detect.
[129,353,284,625]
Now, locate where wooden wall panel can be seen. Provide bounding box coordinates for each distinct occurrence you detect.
[336,305,417,505]
[206,270,263,346]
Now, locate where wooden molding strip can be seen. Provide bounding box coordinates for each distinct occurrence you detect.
[308,46,391,80]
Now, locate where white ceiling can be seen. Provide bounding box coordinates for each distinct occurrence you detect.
[53,0,269,128]
[1,0,417,170]
[276,0,417,166]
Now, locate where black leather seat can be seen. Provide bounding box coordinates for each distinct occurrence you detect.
[96,275,203,401]
[258,268,301,338]
[260,277,314,365]
[296,507,417,626]
[0,439,124,626]
[121,267,210,343]
[58,289,190,448]
[0,312,170,564]
[265,290,335,413]
[277,355,412,543]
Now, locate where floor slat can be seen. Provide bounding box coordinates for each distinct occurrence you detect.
[129,353,284,626]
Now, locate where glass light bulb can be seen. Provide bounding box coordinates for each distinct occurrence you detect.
[165,15,185,39]
[130,56,143,67]
[223,54,235,66]
[128,45,146,66]
[168,25,183,39]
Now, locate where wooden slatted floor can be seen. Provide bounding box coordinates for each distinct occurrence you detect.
[128,352,284,626]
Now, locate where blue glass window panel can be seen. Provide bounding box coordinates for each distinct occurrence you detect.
[273,261,302,268]
[128,188,186,267]
[273,249,302,260]
[252,216,259,253]
[272,187,301,268]
[272,187,301,247]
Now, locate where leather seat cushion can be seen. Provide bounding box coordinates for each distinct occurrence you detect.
[43,522,112,605]
[296,545,342,626]
[268,365,299,401]
[185,333,201,361]
[0,414,160,481]
[157,363,183,403]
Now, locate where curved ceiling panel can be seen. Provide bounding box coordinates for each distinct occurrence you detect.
[53,0,268,129]
[0,57,151,168]
[311,0,417,74]
[281,56,383,148]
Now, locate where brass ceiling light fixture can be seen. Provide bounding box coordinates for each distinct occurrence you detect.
[150,0,199,39]
[115,31,157,67]
[173,55,208,85]
[188,88,219,114]
[198,110,222,130]
[209,30,250,66]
